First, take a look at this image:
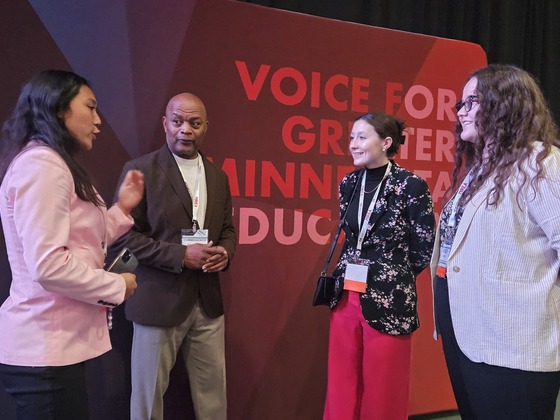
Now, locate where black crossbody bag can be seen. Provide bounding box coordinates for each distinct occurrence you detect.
[312,169,363,306]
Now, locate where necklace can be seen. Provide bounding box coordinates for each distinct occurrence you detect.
[364,183,381,194]
[363,163,388,193]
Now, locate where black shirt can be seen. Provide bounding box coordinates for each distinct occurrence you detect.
[346,164,388,235]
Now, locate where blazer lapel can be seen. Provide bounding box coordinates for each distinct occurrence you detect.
[447,182,490,259]
[157,145,193,221]
[364,164,396,237]
[202,154,216,229]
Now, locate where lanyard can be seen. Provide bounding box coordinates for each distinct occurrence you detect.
[356,162,392,253]
[447,167,475,228]
[188,155,203,230]
[436,167,475,277]
[193,155,203,230]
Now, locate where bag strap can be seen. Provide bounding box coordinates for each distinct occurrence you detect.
[320,169,364,276]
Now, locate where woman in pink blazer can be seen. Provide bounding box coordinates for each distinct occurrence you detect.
[0,70,143,419]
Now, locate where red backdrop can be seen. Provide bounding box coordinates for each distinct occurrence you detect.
[0,0,486,418]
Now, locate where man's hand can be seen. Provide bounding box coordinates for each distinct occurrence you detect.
[183,241,228,272]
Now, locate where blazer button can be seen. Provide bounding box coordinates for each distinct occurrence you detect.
[453,266,460,273]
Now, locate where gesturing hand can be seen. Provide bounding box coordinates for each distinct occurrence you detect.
[117,170,144,214]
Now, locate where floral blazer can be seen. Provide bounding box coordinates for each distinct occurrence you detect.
[330,161,435,335]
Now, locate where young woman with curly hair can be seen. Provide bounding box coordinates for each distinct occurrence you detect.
[432,64,560,420]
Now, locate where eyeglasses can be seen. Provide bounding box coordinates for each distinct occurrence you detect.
[455,95,479,113]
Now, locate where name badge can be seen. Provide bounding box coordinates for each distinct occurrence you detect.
[344,261,368,293]
[436,242,452,278]
[181,228,209,246]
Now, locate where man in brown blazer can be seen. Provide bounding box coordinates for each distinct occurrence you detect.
[111,92,236,420]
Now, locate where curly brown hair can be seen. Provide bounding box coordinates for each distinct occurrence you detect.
[449,64,560,207]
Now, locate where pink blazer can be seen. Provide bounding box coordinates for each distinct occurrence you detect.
[0,143,133,366]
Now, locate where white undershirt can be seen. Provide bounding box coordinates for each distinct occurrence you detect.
[173,153,207,229]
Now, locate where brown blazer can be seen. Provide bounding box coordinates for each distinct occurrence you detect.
[111,145,236,327]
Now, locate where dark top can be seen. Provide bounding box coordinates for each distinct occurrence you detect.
[346,163,389,233]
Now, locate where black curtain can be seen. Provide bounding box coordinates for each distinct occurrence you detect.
[237,0,560,123]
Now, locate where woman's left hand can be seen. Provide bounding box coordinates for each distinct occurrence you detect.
[116,169,144,214]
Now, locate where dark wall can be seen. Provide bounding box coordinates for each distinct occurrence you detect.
[238,0,560,123]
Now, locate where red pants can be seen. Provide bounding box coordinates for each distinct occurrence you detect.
[323,291,412,420]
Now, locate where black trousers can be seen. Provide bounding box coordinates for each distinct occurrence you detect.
[434,275,560,420]
[0,362,89,420]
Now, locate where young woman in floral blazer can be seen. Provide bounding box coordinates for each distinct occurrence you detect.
[323,112,435,420]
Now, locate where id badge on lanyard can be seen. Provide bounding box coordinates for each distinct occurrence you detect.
[436,167,474,278]
[436,242,451,278]
[344,257,369,293]
[181,155,209,246]
[343,163,391,293]
[181,228,209,246]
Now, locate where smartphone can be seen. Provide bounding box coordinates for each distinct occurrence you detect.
[106,248,138,273]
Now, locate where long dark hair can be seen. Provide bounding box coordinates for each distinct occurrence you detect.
[449,64,560,206]
[0,69,104,207]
